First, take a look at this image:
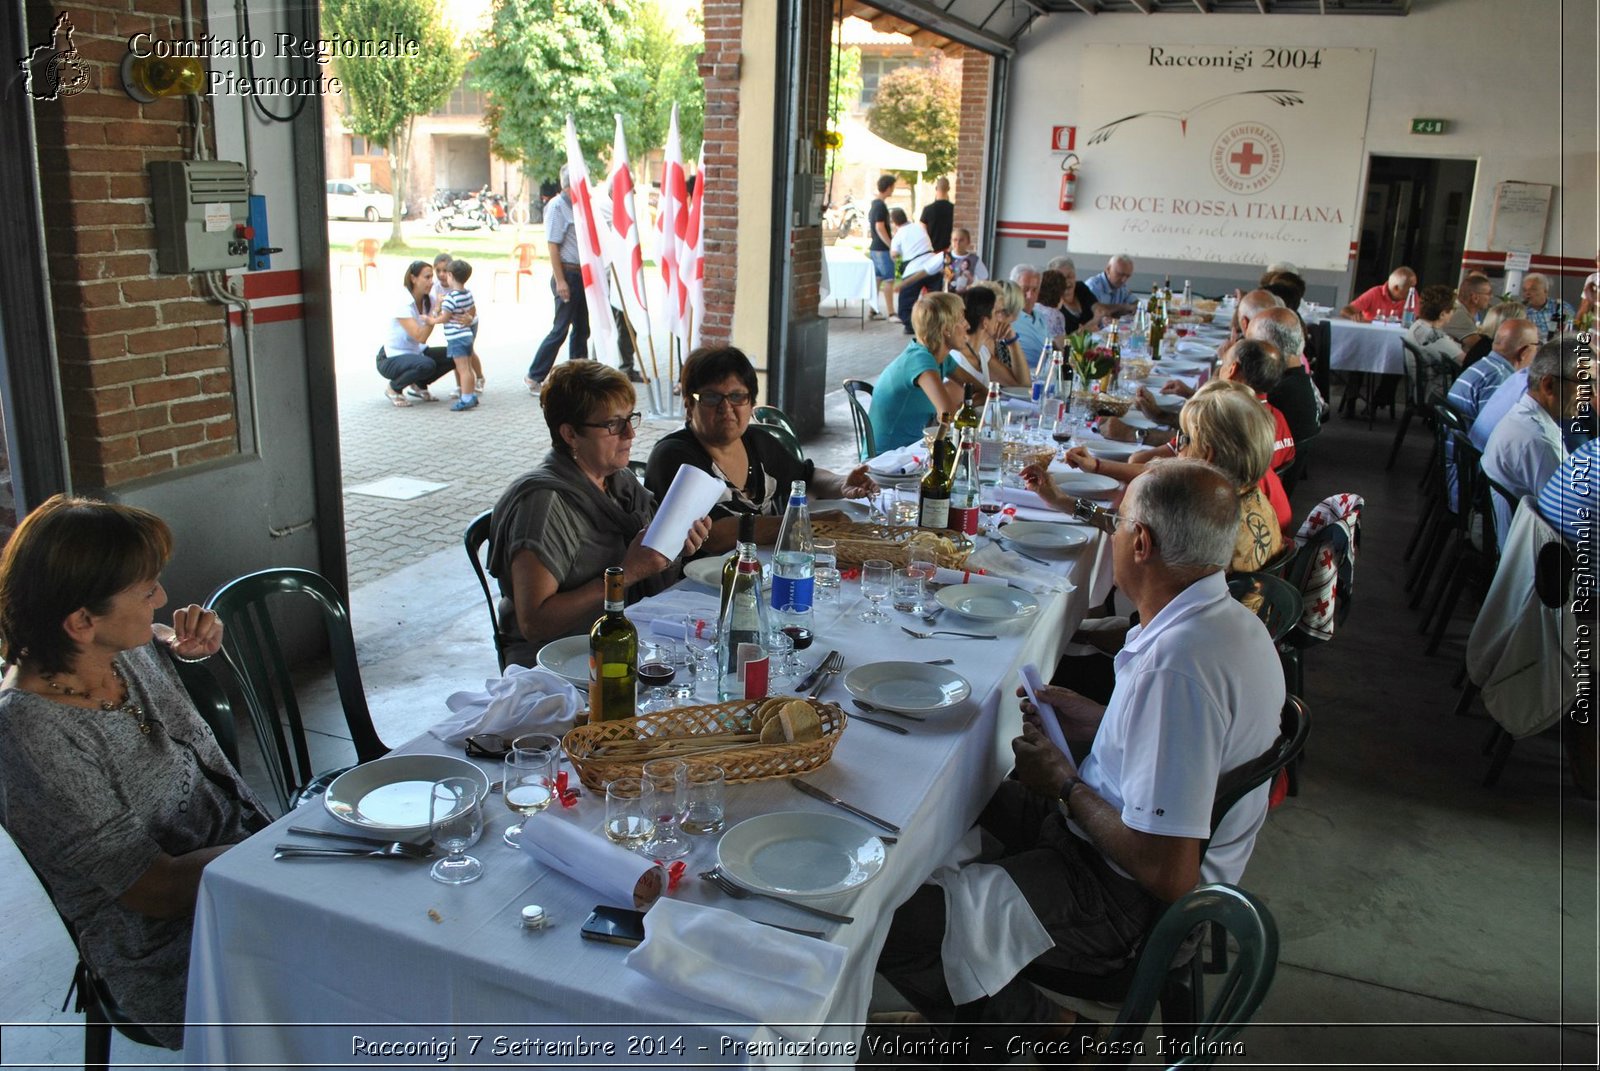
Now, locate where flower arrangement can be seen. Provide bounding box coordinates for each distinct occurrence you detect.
[1067,333,1118,385]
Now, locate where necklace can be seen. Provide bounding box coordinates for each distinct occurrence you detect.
[41,663,150,734]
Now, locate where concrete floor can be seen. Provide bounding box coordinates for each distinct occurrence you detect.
[2,307,1596,1066]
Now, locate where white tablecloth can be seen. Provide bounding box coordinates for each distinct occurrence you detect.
[1327,319,1407,375]
[819,250,876,305]
[185,533,1113,1068]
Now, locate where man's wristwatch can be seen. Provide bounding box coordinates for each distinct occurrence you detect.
[1058,774,1083,803]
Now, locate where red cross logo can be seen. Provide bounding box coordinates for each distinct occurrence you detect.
[1320,549,1335,568]
[1313,595,1331,617]
[1230,142,1265,175]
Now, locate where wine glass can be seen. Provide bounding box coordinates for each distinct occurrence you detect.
[501,734,559,847]
[978,483,1004,537]
[637,640,684,714]
[776,601,814,673]
[429,777,485,884]
[639,758,690,861]
[859,559,892,624]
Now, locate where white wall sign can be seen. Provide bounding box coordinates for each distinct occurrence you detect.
[1067,45,1375,271]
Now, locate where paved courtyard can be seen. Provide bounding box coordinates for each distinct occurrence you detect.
[332,247,908,589]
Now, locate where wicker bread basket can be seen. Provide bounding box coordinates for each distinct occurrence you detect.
[809,519,974,570]
[563,698,846,791]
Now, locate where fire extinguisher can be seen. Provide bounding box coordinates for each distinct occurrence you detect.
[1059,153,1080,212]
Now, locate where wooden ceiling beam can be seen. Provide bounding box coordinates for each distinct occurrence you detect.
[1070,0,1099,14]
[1128,0,1154,12]
[1192,0,1212,12]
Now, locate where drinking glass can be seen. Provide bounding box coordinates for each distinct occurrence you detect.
[637,640,690,714]
[764,629,796,683]
[639,758,690,861]
[680,764,727,835]
[978,483,1005,536]
[888,487,921,527]
[775,601,815,671]
[604,777,657,851]
[500,733,559,847]
[908,556,938,614]
[812,539,840,605]
[891,566,924,614]
[859,559,893,624]
[429,777,485,885]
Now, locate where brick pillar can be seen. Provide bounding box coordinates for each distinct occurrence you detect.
[29,1,238,489]
[953,46,992,244]
[698,0,742,348]
[789,0,831,322]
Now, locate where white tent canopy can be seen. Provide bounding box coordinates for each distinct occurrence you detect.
[838,116,927,172]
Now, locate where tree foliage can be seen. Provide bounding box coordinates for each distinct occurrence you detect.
[827,43,861,127]
[616,1,704,162]
[866,56,960,179]
[324,0,466,247]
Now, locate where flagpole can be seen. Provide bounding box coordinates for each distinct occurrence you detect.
[608,263,663,415]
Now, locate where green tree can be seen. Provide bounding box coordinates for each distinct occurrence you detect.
[616,1,704,162]
[827,42,861,126]
[324,0,466,249]
[867,56,960,179]
[474,0,632,185]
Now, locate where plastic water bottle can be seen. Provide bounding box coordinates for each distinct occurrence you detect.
[771,480,814,619]
[976,383,1003,482]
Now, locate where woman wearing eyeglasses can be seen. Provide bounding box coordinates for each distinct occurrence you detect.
[487,361,713,667]
[645,346,878,555]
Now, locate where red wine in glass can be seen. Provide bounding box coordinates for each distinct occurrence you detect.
[1051,428,1073,445]
[780,625,814,652]
[979,502,1003,517]
[638,662,676,687]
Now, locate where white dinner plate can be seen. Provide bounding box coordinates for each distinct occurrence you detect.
[1152,392,1186,412]
[1152,359,1208,374]
[717,811,887,899]
[1001,520,1093,552]
[936,583,1039,622]
[1117,411,1162,431]
[536,634,592,686]
[1085,440,1145,461]
[1053,471,1121,497]
[1175,341,1218,357]
[682,557,771,591]
[1000,385,1035,401]
[324,755,492,837]
[843,661,972,714]
[812,498,871,520]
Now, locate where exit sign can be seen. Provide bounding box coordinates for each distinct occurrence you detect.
[1411,118,1448,135]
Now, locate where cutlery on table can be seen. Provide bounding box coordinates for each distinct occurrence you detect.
[700,868,854,924]
[998,539,1052,566]
[789,779,902,836]
[273,843,429,860]
[288,826,433,852]
[756,921,827,939]
[923,658,955,665]
[806,650,844,700]
[846,710,910,735]
[900,627,998,640]
[852,699,925,722]
[795,650,837,694]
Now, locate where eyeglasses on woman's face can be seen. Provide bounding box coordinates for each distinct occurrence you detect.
[693,390,753,410]
[580,411,643,436]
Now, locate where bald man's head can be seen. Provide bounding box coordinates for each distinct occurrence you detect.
[1237,289,1283,327]
[1246,307,1306,361]
[1493,318,1539,367]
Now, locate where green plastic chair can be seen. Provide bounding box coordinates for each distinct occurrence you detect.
[751,407,806,463]
[206,568,387,813]
[1104,884,1280,1067]
[842,378,876,462]
[1227,571,1304,645]
[173,657,241,768]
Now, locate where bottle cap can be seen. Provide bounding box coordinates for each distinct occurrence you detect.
[520,904,548,930]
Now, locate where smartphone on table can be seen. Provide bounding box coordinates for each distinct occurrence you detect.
[579,905,647,947]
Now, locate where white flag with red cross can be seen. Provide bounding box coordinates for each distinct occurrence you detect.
[657,104,691,359]
[685,145,705,351]
[564,115,618,364]
[607,114,649,314]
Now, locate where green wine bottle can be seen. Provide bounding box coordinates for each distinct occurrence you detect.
[588,566,637,722]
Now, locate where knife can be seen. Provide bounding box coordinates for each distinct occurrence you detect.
[852,699,926,722]
[998,537,1052,566]
[790,779,902,836]
[794,650,837,694]
[288,825,430,850]
[846,710,910,734]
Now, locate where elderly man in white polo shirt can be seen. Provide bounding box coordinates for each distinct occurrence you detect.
[875,459,1283,1043]
[1007,264,1051,371]
[1483,338,1579,551]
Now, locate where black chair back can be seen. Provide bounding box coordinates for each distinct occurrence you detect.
[842,378,876,461]
[464,510,511,672]
[1206,696,1310,855]
[1227,573,1303,645]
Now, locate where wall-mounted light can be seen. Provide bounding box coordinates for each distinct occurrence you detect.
[120,53,204,102]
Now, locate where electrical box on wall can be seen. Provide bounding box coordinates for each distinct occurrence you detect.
[148,160,250,273]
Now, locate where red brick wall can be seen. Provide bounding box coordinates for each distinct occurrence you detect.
[790,0,830,321]
[29,1,238,489]
[698,0,741,347]
[953,47,991,244]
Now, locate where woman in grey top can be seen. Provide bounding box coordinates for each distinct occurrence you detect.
[0,496,268,1048]
[488,360,713,667]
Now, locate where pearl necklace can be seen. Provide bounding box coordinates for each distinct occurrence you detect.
[42,663,150,734]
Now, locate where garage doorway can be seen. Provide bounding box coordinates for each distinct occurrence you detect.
[1354,155,1477,291]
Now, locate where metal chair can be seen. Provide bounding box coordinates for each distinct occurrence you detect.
[1102,885,1280,1067]
[205,568,388,813]
[842,378,876,461]
[465,510,512,673]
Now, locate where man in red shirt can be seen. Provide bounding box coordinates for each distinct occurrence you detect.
[1341,266,1417,321]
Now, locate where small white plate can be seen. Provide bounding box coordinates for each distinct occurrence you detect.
[1053,471,1121,497]
[535,634,592,686]
[1000,386,1035,401]
[1086,440,1144,461]
[812,498,870,520]
[936,583,1039,621]
[843,660,972,713]
[324,755,492,837]
[1152,359,1208,374]
[1002,520,1093,552]
[1175,341,1218,357]
[682,557,771,591]
[717,812,887,899]
[1153,392,1186,412]
[1118,411,1162,431]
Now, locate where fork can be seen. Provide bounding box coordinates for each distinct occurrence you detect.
[923,658,955,665]
[701,868,854,924]
[273,843,429,860]
[900,627,998,640]
[806,650,844,700]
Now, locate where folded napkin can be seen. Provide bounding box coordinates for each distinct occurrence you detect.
[520,811,665,909]
[966,543,1074,595]
[995,486,1057,512]
[431,666,581,747]
[930,566,1007,588]
[931,862,1054,1005]
[627,897,846,1038]
[866,445,924,475]
[626,589,720,631]
[1009,506,1077,524]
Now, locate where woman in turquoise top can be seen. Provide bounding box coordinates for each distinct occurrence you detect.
[869,292,969,451]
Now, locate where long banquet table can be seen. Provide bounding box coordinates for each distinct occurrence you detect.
[1326,318,1407,376]
[185,527,1114,1068]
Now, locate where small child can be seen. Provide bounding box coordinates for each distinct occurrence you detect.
[432,252,486,397]
[440,258,480,411]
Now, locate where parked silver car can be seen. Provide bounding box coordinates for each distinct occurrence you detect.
[326,179,394,222]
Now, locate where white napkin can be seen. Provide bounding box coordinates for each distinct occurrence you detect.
[931,863,1054,1005]
[1009,506,1077,524]
[431,666,581,747]
[642,466,723,557]
[626,589,720,631]
[867,445,924,475]
[930,566,1007,588]
[995,486,1057,512]
[627,898,846,1038]
[520,812,664,909]
[966,543,1074,595]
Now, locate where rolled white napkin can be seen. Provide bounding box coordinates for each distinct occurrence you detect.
[431,666,581,747]
[995,486,1055,512]
[627,897,846,1038]
[520,811,665,909]
[930,566,1007,588]
[966,543,1074,595]
[866,445,924,475]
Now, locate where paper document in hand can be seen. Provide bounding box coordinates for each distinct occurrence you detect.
[642,465,724,557]
[1019,663,1071,756]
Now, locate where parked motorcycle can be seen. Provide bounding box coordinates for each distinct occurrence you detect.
[431,190,498,233]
